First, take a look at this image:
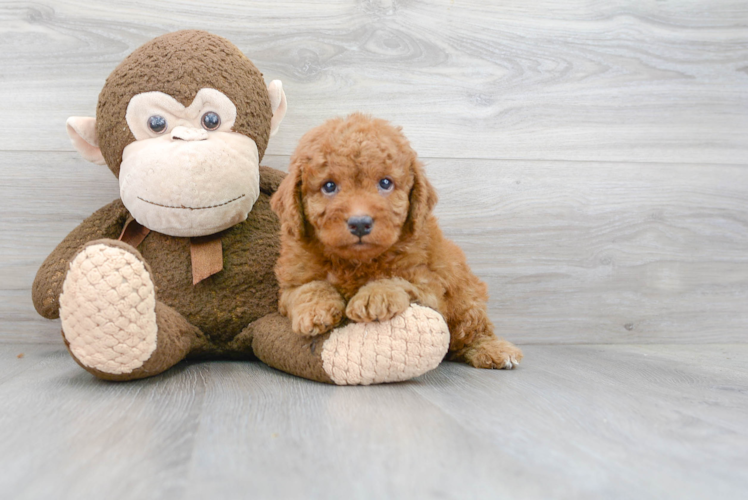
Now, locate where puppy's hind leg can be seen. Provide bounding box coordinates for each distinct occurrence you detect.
[447,307,523,370]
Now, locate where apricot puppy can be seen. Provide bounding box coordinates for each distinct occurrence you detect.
[271,113,522,369]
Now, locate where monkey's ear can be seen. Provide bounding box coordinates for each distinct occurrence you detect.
[267,80,287,137]
[66,117,106,165]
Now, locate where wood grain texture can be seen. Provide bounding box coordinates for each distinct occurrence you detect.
[2,2,747,498]
[4,152,746,344]
[1,343,746,500]
[0,0,747,163]
[434,158,748,344]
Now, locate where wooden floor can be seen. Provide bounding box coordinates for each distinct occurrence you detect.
[1,1,747,498]
[1,343,746,499]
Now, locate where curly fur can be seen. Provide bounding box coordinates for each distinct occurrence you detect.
[271,113,522,369]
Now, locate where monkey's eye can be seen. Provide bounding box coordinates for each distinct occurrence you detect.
[201,112,221,131]
[321,181,338,195]
[378,177,394,192]
[147,115,167,134]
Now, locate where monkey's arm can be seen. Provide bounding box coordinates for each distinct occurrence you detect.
[259,166,286,196]
[32,199,130,319]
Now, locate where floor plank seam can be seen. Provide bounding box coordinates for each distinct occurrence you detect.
[3,150,748,168]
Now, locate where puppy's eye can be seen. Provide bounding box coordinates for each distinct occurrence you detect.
[147,115,167,134]
[321,181,338,195]
[378,177,394,192]
[201,112,221,131]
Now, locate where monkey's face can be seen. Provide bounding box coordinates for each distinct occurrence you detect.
[66,31,287,237]
[119,89,260,237]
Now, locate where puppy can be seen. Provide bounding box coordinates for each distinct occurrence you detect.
[270,113,522,369]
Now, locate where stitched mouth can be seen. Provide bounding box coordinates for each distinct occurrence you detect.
[137,194,246,210]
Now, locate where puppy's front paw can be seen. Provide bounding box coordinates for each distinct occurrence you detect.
[463,338,523,370]
[291,297,345,337]
[346,282,411,323]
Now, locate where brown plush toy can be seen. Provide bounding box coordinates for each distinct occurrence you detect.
[31,30,449,384]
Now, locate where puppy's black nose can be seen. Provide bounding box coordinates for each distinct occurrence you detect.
[348,216,374,237]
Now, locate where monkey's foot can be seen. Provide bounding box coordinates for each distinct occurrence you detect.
[320,304,449,385]
[60,241,158,375]
[248,305,450,385]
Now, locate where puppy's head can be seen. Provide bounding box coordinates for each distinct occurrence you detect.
[271,113,437,262]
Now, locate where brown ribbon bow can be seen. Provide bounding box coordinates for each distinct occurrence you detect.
[118,217,223,285]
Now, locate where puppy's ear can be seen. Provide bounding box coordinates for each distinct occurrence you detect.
[404,158,438,237]
[270,160,306,239]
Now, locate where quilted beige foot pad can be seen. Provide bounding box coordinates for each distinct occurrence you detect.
[320,304,450,385]
[60,242,158,375]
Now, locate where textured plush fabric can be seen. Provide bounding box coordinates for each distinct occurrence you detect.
[33,167,283,341]
[64,300,205,382]
[40,169,284,381]
[320,304,449,385]
[32,201,130,319]
[248,306,450,385]
[119,129,260,237]
[138,190,280,343]
[96,30,273,177]
[120,87,262,237]
[60,242,159,374]
[246,313,334,384]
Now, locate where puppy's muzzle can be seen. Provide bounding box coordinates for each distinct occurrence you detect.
[347,215,374,237]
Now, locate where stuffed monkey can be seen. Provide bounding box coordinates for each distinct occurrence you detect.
[31,30,449,384]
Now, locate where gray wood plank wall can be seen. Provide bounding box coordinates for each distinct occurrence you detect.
[1,0,747,344]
